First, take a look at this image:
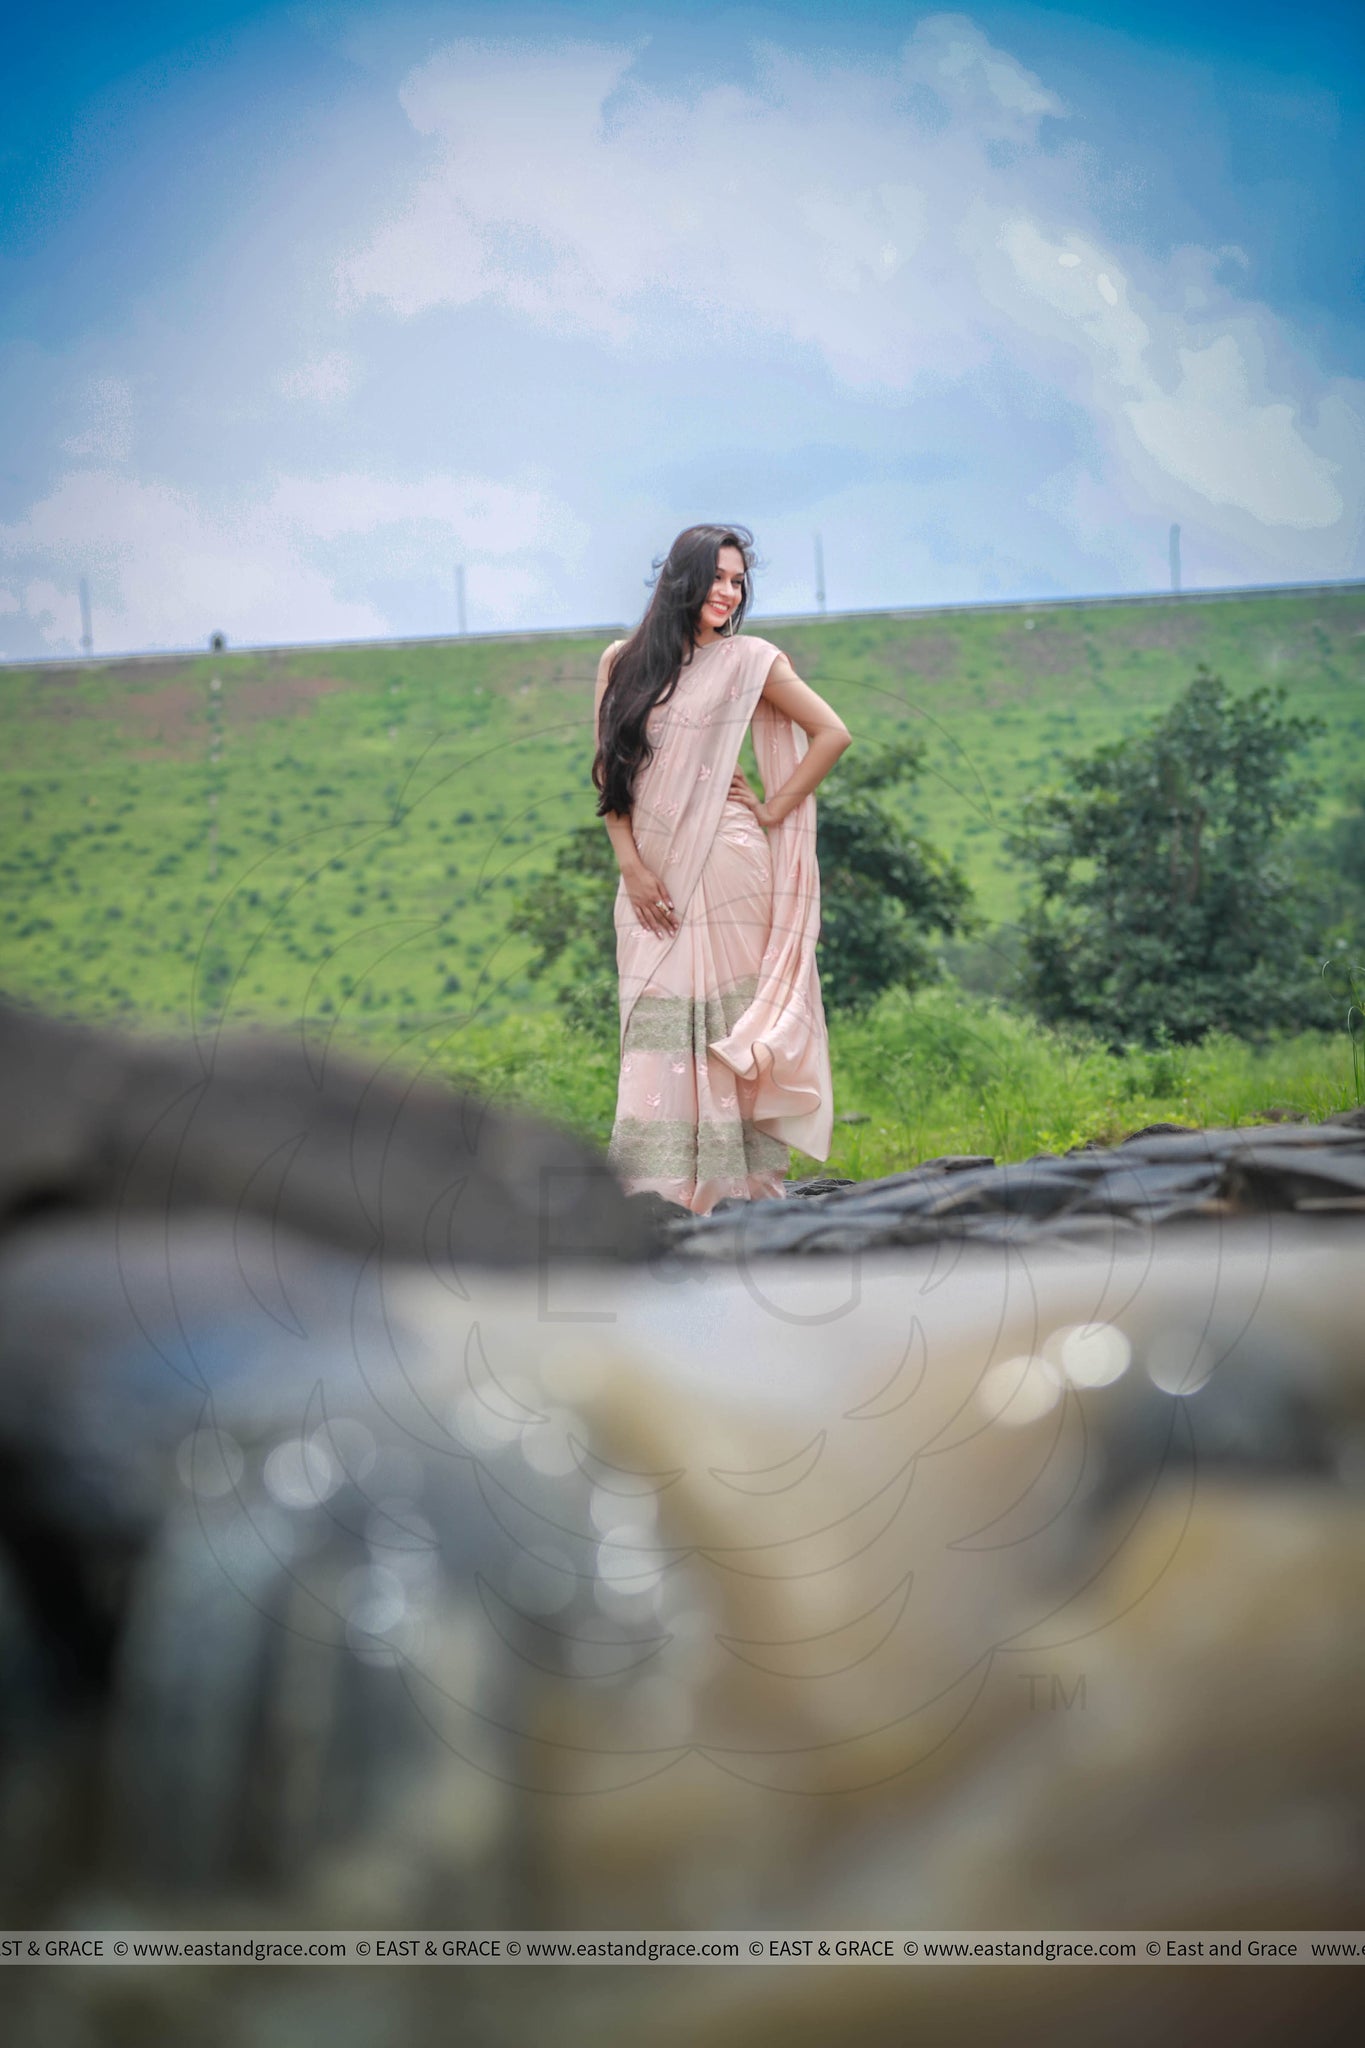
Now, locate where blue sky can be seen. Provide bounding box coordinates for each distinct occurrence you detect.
[2,1,1361,656]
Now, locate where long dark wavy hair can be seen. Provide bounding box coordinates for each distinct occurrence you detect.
[592,523,756,817]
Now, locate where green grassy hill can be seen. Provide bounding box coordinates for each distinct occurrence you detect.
[3,584,1363,1067]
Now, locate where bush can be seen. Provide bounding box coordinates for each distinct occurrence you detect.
[1005,665,1331,1048]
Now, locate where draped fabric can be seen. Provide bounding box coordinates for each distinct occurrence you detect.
[606,633,834,1215]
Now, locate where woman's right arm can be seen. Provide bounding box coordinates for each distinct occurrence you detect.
[595,645,678,938]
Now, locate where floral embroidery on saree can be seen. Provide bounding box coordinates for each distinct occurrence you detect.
[620,976,761,1055]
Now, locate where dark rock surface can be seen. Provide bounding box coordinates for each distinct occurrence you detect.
[0,997,652,1268]
[652,1114,1365,1257]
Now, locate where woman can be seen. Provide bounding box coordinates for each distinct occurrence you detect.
[592,524,852,1215]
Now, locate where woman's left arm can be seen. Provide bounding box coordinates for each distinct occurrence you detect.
[737,652,852,828]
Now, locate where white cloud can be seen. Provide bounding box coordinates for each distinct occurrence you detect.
[22,579,68,627]
[2,10,1359,656]
[1124,334,1344,528]
[277,352,358,405]
[61,375,134,461]
[334,17,1067,377]
[0,462,588,655]
[900,11,1066,127]
[989,217,1353,531]
[0,470,386,653]
[264,469,580,554]
[335,30,987,383]
[989,216,1155,388]
[335,16,1361,548]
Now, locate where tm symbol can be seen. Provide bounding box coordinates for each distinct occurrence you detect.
[1024,1673,1088,1711]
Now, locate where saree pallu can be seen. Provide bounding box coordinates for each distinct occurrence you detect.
[606,633,834,1216]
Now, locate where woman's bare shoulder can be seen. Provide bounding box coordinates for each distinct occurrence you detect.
[596,638,624,685]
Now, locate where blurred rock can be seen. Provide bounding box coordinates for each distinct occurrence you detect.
[0,1001,1362,2045]
[0,997,651,1269]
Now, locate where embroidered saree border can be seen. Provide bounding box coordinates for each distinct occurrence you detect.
[607,1115,789,1180]
[622,975,761,1054]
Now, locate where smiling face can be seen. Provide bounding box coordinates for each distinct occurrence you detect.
[697,544,746,637]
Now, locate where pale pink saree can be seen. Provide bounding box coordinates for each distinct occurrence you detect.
[606,633,834,1215]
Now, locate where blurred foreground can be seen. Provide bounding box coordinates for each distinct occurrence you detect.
[0,1001,1361,2044]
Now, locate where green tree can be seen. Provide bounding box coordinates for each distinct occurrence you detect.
[510,734,974,1038]
[814,734,974,1015]
[1004,665,1330,1048]
[1285,774,1365,1096]
[508,818,620,1038]
[1284,772,1365,948]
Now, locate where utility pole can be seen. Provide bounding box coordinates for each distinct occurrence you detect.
[79,577,93,658]
[455,564,467,635]
[1169,523,1182,595]
[813,532,826,615]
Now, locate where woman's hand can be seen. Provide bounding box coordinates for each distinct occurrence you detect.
[728,768,780,831]
[624,865,679,938]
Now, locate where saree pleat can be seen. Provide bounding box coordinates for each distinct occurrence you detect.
[606,634,834,1216]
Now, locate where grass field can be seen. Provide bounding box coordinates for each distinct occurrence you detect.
[376,978,1362,1184]
[3,583,1363,1169]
